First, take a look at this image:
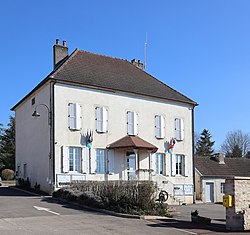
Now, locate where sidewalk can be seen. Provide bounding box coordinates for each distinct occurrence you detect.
[169,203,225,225]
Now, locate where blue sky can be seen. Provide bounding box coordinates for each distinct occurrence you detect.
[1,1,250,150]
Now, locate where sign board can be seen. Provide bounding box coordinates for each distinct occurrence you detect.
[174,184,193,196]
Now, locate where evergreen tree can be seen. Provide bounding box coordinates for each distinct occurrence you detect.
[231,144,242,158]
[0,116,15,171]
[195,129,215,157]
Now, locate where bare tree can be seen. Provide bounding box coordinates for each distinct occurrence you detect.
[221,130,250,157]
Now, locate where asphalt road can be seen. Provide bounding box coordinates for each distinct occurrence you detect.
[1,186,249,235]
[0,186,187,235]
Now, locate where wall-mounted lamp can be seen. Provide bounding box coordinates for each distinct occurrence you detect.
[32,104,51,126]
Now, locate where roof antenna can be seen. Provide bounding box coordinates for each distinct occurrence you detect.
[144,32,148,70]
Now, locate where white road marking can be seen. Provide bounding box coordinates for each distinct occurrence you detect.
[173,227,197,235]
[33,206,60,216]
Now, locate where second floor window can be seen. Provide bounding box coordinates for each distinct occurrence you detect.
[155,115,165,139]
[127,111,138,136]
[96,107,108,133]
[175,118,184,141]
[68,103,81,130]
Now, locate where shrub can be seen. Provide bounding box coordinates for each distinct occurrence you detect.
[1,169,15,180]
[61,180,160,215]
[18,177,31,189]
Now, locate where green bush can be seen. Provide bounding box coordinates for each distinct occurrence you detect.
[1,169,15,180]
[55,180,163,215]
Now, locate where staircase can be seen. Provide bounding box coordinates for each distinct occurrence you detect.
[152,174,184,205]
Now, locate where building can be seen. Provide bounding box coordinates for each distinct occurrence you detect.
[195,153,250,203]
[12,39,197,204]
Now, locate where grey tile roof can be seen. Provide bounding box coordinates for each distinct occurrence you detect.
[11,48,197,111]
[195,156,250,177]
[52,50,197,105]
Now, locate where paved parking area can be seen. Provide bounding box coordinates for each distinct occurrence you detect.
[148,203,250,235]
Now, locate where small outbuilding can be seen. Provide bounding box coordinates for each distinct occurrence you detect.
[195,153,250,203]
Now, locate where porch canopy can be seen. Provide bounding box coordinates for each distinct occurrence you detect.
[107,135,158,153]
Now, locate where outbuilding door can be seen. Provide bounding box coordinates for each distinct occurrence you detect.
[206,182,214,203]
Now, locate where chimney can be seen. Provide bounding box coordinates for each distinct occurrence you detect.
[131,58,144,70]
[214,152,225,165]
[53,39,68,69]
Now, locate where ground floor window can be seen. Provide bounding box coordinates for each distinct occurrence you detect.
[176,154,185,176]
[69,147,81,172]
[96,149,106,174]
[155,153,165,175]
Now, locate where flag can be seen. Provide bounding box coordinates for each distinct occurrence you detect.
[86,130,93,148]
[168,138,176,154]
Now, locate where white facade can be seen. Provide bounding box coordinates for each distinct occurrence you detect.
[14,80,195,204]
[15,82,52,193]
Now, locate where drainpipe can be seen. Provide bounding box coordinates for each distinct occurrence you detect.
[50,79,56,194]
[192,106,196,204]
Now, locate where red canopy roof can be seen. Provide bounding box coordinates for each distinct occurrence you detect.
[107,135,158,153]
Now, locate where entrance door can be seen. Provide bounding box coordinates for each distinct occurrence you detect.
[206,182,214,203]
[127,153,136,180]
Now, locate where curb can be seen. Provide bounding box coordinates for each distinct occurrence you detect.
[52,197,141,219]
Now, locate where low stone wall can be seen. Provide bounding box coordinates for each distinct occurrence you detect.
[225,177,250,231]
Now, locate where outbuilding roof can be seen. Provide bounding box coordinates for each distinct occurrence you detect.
[195,156,250,177]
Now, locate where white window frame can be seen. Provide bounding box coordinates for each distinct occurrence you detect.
[69,147,82,172]
[175,154,185,176]
[96,149,106,174]
[68,103,81,131]
[221,183,225,194]
[96,107,108,133]
[175,118,184,141]
[155,115,165,139]
[127,111,138,136]
[155,153,165,175]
